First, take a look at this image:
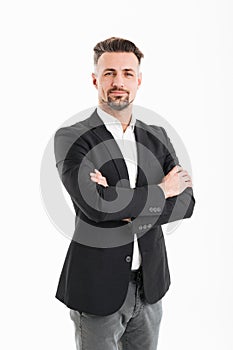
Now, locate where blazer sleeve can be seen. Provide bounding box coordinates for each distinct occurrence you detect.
[154,126,195,225]
[54,126,166,223]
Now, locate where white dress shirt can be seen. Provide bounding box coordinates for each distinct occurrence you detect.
[97,107,142,270]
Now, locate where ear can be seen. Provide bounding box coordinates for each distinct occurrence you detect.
[92,73,98,89]
[137,72,142,89]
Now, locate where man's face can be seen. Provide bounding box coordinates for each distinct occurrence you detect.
[92,52,142,111]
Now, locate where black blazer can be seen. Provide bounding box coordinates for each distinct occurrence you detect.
[54,109,195,316]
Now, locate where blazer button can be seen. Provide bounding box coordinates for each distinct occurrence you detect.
[125,256,131,263]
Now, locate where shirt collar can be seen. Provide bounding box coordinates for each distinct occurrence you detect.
[97,106,136,132]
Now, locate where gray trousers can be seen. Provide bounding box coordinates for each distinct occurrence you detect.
[69,274,163,350]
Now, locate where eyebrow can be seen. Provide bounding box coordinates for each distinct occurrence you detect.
[103,68,136,73]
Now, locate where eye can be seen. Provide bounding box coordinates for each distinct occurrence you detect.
[125,72,134,77]
[104,72,114,76]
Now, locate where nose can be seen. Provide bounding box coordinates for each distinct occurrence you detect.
[112,75,124,88]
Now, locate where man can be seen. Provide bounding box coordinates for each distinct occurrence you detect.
[54,37,195,350]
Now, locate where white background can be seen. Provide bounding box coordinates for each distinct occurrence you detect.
[0,0,231,349]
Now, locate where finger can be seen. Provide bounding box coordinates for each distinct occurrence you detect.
[99,177,108,185]
[178,171,192,180]
[177,171,185,177]
[90,176,106,186]
[180,170,189,176]
[182,175,191,181]
[90,176,98,183]
[98,180,106,186]
[91,172,102,180]
[185,179,192,187]
[170,165,183,174]
[98,179,108,187]
[91,170,108,187]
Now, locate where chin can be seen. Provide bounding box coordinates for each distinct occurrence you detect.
[108,102,130,111]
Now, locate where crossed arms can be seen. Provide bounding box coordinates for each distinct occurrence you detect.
[54,125,195,225]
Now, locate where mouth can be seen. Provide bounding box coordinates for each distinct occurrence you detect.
[109,90,128,96]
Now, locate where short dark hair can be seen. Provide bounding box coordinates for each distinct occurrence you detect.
[93,37,144,65]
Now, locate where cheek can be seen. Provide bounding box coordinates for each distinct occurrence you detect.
[98,85,108,100]
[129,83,139,96]
[99,80,111,93]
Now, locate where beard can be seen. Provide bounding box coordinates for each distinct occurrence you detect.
[106,89,131,111]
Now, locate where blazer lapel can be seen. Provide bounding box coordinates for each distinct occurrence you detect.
[86,109,129,183]
[85,108,148,188]
[134,124,148,187]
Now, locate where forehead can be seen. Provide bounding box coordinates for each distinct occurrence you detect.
[96,52,139,72]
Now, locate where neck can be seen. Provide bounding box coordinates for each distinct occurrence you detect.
[98,103,133,132]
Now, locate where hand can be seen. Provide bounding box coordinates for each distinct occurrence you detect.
[158,165,192,199]
[122,218,132,222]
[89,169,109,188]
[89,169,131,222]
